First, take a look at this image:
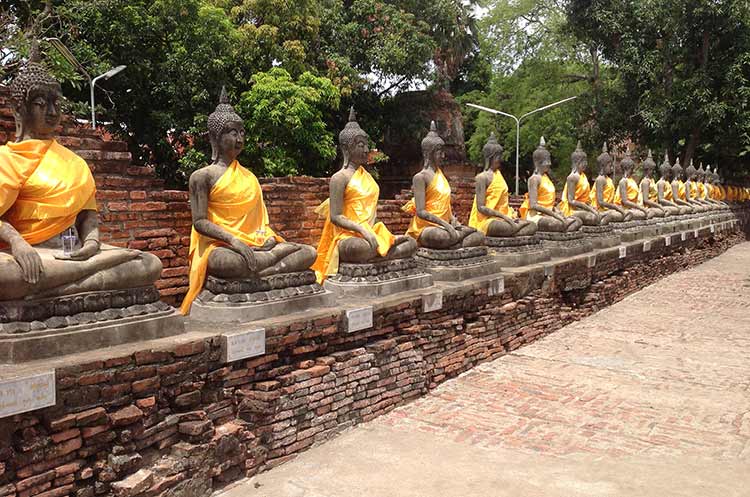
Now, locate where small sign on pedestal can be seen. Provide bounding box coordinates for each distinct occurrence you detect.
[665,235,672,247]
[694,229,699,238]
[643,240,652,252]
[345,306,373,333]
[222,328,266,363]
[681,232,687,242]
[587,255,597,268]
[422,291,443,313]
[619,246,627,259]
[488,277,505,296]
[0,371,56,419]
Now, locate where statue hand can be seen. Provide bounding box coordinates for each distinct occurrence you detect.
[258,237,276,251]
[11,239,43,284]
[63,240,100,261]
[229,238,258,273]
[363,231,379,252]
[445,225,460,244]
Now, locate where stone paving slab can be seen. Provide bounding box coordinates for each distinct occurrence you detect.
[219,243,750,497]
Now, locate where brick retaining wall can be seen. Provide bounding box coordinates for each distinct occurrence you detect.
[0,225,745,497]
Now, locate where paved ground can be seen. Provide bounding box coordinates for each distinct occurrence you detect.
[221,243,750,497]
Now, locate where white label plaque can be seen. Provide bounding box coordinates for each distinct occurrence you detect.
[222,328,265,363]
[710,225,715,234]
[665,235,672,247]
[345,306,373,333]
[643,241,652,252]
[422,291,443,313]
[488,277,505,296]
[694,229,699,238]
[587,255,597,268]
[543,265,554,278]
[681,232,687,241]
[619,246,627,259]
[0,371,55,419]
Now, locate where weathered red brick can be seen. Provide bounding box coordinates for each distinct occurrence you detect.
[109,405,144,427]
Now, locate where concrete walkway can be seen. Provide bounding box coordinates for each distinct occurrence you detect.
[220,243,750,497]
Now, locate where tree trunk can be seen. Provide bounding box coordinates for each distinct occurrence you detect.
[683,127,701,166]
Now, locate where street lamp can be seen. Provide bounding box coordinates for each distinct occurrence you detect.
[467,96,578,195]
[45,38,126,129]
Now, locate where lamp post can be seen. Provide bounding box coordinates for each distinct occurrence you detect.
[45,38,126,129]
[467,96,578,195]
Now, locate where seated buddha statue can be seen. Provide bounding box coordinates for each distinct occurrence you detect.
[558,141,602,226]
[684,162,709,213]
[590,143,632,223]
[638,150,666,217]
[519,137,582,232]
[697,164,721,209]
[404,121,485,248]
[313,108,417,281]
[708,168,728,206]
[0,45,161,302]
[655,152,685,215]
[670,160,695,213]
[614,151,657,220]
[469,133,536,237]
[181,89,318,313]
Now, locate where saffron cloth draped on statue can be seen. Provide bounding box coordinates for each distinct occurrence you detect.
[614,177,643,206]
[312,166,396,283]
[557,172,590,216]
[181,161,283,314]
[0,139,96,245]
[590,177,616,211]
[403,168,453,238]
[519,173,555,222]
[468,170,516,234]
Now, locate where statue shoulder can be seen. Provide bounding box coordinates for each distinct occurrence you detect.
[330,168,354,188]
[567,171,579,182]
[188,164,224,191]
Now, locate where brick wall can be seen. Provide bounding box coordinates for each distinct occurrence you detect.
[0,227,744,497]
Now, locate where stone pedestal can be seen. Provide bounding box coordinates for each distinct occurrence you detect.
[0,286,184,363]
[536,231,592,258]
[192,271,334,323]
[415,246,502,281]
[581,225,620,249]
[613,220,651,242]
[323,258,434,298]
[485,235,550,267]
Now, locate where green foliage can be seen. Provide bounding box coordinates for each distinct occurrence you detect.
[236,68,341,177]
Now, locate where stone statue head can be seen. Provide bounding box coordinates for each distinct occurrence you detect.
[697,163,706,181]
[671,159,683,180]
[643,149,656,176]
[620,149,635,176]
[596,142,613,176]
[685,160,697,179]
[422,121,446,169]
[571,140,587,173]
[208,87,244,162]
[482,132,503,171]
[659,152,672,179]
[531,136,551,174]
[8,41,63,141]
[339,107,369,167]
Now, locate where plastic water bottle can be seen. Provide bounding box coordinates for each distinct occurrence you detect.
[62,227,78,256]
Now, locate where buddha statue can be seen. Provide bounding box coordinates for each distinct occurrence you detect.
[469,133,537,237]
[655,152,685,215]
[697,164,721,209]
[638,150,666,217]
[519,137,582,232]
[708,167,728,206]
[404,121,485,248]
[614,150,656,220]
[0,45,162,303]
[684,161,709,213]
[590,143,632,223]
[180,89,319,314]
[558,141,601,225]
[670,160,694,213]
[313,108,417,282]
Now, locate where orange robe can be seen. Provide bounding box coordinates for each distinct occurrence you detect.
[0,139,96,246]
[657,180,673,201]
[614,177,643,207]
[181,161,283,314]
[403,168,453,239]
[313,166,396,282]
[469,170,516,234]
[590,176,616,211]
[673,180,687,201]
[558,172,591,216]
[519,173,555,221]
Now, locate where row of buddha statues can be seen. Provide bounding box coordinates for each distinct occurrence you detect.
[1,46,748,359]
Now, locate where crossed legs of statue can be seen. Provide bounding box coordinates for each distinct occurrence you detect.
[418,226,485,249]
[485,218,537,237]
[536,215,582,233]
[570,210,599,226]
[337,235,417,264]
[0,247,162,301]
[208,243,317,279]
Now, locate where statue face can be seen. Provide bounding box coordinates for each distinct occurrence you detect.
[575,158,587,173]
[489,153,501,171]
[218,120,245,159]
[431,144,445,167]
[349,136,369,166]
[21,84,62,139]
